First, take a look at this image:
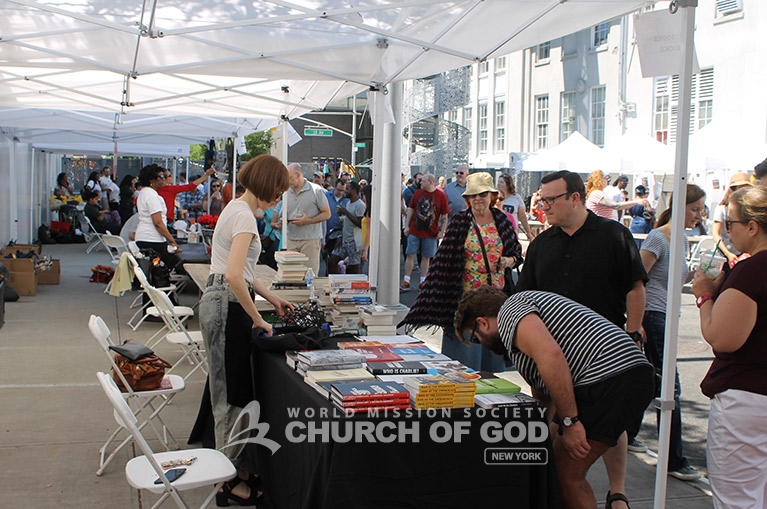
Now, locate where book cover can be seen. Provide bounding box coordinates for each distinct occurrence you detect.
[474,377,522,395]
[360,347,403,363]
[332,402,412,414]
[298,350,367,366]
[358,304,397,315]
[366,361,429,375]
[338,341,386,349]
[399,352,451,362]
[331,396,411,408]
[306,368,375,383]
[330,380,410,401]
[474,393,539,409]
[298,362,365,372]
[303,377,335,399]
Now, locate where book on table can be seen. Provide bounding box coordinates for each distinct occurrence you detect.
[298,361,365,372]
[474,377,522,395]
[306,367,375,383]
[330,380,410,402]
[332,401,412,413]
[364,325,398,335]
[359,347,403,363]
[366,361,431,375]
[275,250,310,264]
[297,350,367,367]
[474,393,539,409]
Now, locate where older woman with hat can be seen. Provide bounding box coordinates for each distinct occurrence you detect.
[400,172,523,371]
[712,172,753,261]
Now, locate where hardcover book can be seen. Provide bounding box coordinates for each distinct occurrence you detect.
[474,377,522,395]
[330,380,410,401]
[297,350,367,367]
[306,368,375,383]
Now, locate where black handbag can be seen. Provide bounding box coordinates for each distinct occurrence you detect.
[251,325,328,352]
[109,340,154,362]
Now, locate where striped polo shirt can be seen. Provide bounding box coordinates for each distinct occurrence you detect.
[498,291,649,395]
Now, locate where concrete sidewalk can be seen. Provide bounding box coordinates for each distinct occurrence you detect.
[0,243,713,508]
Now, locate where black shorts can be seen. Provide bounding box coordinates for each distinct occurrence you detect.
[557,364,654,446]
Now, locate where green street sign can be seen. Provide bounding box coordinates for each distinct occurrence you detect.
[355,142,366,147]
[304,127,333,137]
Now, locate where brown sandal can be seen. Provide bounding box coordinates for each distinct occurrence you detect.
[605,491,630,509]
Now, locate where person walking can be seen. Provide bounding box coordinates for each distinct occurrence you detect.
[444,165,469,223]
[400,172,523,371]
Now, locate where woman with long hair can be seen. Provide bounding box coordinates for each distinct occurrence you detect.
[626,184,705,481]
[496,173,535,240]
[692,185,767,506]
[400,172,523,371]
[199,154,293,506]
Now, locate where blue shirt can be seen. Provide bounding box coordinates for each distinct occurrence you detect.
[444,181,467,222]
[325,189,349,232]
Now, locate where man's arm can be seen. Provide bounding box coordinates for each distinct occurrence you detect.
[192,168,216,186]
[625,279,646,338]
[515,313,590,459]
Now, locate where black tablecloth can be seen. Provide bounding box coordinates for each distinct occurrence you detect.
[249,348,561,509]
[176,241,209,264]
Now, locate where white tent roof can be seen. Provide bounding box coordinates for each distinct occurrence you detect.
[603,131,676,175]
[0,0,646,120]
[521,131,619,173]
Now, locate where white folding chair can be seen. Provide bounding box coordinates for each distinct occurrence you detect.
[687,235,716,271]
[102,234,130,294]
[145,285,209,381]
[89,315,185,476]
[126,253,184,333]
[82,215,110,254]
[97,372,236,509]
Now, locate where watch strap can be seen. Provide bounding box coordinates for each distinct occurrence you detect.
[696,294,713,308]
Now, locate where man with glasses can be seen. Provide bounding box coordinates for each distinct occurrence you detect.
[445,165,469,223]
[454,286,654,509]
[516,170,647,509]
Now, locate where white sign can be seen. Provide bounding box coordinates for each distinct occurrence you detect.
[634,10,700,78]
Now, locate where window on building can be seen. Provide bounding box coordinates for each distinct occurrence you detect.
[593,23,609,48]
[715,0,743,18]
[560,91,576,142]
[590,86,606,147]
[535,95,549,151]
[479,61,489,74]
[536,42,551,63]
[478,104,488,153]
[495,56,506,71]
[494,101,505,152]
[447,109,458,123]
[463,106,472,130]
[654,68,715,143]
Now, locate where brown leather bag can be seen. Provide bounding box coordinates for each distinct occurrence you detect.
[113,353,172,392]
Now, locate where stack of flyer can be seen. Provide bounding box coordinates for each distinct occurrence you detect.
[275,250,309,282]
[327,274,372,330]
[404,372,478,410]
[358,304,398,336]
[330,380,412,413]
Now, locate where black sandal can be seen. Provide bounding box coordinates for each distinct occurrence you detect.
[605,491,630,509]
[216,479,264,507]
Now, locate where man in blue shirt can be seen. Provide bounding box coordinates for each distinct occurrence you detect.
[402,172,423,207]
[445,165,468,223]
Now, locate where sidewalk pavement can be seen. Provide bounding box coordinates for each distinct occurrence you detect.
[0,244,712,508]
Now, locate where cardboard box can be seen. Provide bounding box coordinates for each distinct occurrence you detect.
[37,259,61,285]
[1,244,41,258]
[4,258,37,296]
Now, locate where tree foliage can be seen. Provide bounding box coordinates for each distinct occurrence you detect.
[188,130,273,164]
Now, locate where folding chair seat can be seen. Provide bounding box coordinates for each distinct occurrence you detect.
[145,285,209,381]
[97,372,236,509]
[82,215,110,254]
[89,315,185,476]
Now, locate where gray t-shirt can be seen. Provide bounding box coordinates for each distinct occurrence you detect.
[641,228,688,313]
[285,180,329,241]
[713,203,739,256]
[209,200,261,285]
[342,198,366,245]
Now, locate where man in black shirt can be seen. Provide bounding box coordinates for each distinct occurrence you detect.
[516,170,647,509]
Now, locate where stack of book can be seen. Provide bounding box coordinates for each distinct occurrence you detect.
[474,376,522,395]
[404,372,478,410]
[474,392,539,409]
[358,304,398,336]
[275,250,309,282]
[327,274,372,331]
[330,380,412,413]
[297,349,375,397]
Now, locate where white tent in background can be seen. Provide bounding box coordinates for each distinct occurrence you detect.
[521,131,619,173]
[688,120,766,173]
[604,131,676,175]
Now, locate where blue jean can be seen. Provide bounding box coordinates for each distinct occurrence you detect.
[199,276,253,464]
[627,310,690,471]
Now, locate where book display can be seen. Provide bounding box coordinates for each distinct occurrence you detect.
[326,274,372,332]
[329,380,412,413]
[275,250,309,282]
[358,304,398,336]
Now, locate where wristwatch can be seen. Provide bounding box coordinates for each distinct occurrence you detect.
[562,416,580,427]
[627,331,643,343]
[696,294,713,308]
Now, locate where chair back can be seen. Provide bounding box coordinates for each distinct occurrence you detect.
[127,240,141,256]
[102,234,128,265]
[130,258,151,288]
[90,315,144,397]
[144,285,186,333]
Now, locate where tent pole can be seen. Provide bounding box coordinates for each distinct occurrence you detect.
[654,2,697,508]
[351,95,357,166]
[281,119,289,247]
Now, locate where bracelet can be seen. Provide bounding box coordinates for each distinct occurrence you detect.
[161,456,197,469]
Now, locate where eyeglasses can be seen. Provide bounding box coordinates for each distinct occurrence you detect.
[468,321,481,344]
[455,171,466,175]
[725,219,749,231]
[469,191,490,198]
[537,192,570,208]
[211,184,221,188]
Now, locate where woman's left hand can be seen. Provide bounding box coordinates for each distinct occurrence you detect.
[498,256,516,271]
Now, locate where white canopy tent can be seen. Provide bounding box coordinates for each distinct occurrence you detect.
[604,131,677,175]
[0,2,705,508]
[521,131,619,173]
